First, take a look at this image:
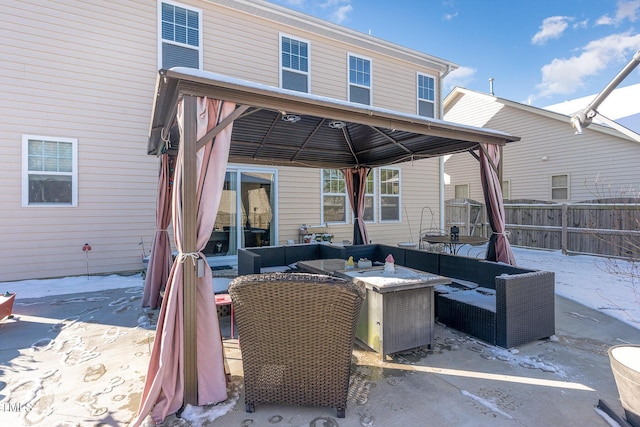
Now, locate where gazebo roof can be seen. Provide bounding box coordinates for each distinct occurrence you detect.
[148,68,520,168]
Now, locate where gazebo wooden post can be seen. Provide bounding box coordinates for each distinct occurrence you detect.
[181,95,198,405]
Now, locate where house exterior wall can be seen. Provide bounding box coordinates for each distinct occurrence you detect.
[1,0,447,282]
[1,0,160,282]
[443,89,640,203]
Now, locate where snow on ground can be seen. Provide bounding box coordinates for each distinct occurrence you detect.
[2,273,144,300]
[2,246,639,330]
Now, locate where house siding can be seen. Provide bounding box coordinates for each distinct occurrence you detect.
[444,89,640,203]
[2,0,160,282]
[2,0,450,281]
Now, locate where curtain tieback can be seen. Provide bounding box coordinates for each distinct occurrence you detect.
[492,230,511,237]
[176,252,200,266]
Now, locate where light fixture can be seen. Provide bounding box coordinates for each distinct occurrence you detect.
[328,120,347,129]
[281,113,301,123]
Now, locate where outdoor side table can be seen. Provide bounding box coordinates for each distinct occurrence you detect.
[337,266,450,361]
[215,293,235,339]
[421,235,488,255]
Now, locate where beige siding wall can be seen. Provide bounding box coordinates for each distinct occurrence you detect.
[370,158,442,244]
[274,160,442,247]
[444,91,640,203]
[1,0,159,282]
[2,0,446,281]
[202,1,442,114]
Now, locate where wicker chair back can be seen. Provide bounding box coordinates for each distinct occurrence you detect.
[229,272,365,418]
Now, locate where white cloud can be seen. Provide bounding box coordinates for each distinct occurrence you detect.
[443,66,476,92]
[597,0,640,26]
[535,32,640,99]
[573,19,589,29]
[531,16,573,45]
[270,0,352,23]
[596,15,615,26]
[331,4,352,23]
[443,12,458,21]
[318,0,353,23]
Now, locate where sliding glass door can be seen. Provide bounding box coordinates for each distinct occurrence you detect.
[205,168,276,262]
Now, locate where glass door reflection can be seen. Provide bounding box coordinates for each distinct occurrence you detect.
[206,169,275,258]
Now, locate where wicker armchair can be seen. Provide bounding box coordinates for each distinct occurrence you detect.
[228,272,365,418]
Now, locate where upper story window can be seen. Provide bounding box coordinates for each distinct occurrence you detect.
[417,73,436,118]
[280,34,309,93]
[321,169,347,224]
[502,180,511,200]
[348,54,371,105]
[159,1,202,69]
[551,174,569,200]
[454,184,469,199]
[379,168,400,221]
[22,135,78,207]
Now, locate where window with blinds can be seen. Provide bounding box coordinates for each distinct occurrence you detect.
[160,1,201,69]
[281,35,309,93]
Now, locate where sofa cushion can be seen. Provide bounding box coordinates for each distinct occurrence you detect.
[284,244,320,265]
[439,287,496,313]
[435,279,479,294]
[251,246,286,267]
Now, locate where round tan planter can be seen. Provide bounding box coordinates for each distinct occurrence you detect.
[609,344,640,427]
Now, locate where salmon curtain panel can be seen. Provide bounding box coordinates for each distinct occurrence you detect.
[142,152,174,309]
[342,167,370,245]
[479,143,516,265]
[133,97,236,425]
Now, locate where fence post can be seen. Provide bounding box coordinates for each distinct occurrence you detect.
[561,203,568,254]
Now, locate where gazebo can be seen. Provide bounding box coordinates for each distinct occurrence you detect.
[133,67,520,425]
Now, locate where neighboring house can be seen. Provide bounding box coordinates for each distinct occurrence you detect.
[2,0,461,282]
[442,87,640,204]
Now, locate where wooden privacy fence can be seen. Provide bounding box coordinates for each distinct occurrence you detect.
[445,199,488,238]
[502,200,640,258]
[444,199,640,258]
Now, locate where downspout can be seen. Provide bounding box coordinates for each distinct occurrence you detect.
[439,65,454,232]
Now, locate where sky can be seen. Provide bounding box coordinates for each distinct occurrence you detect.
[265,0,640,108]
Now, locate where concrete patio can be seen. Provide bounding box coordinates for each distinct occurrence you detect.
[1,282,639,426]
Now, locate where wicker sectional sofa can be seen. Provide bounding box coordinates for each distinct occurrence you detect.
[237,243,555,348]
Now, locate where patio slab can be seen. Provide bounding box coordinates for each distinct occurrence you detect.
[1,285,638,426]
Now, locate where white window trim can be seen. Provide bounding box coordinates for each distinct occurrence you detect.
[363,168,377,223]
[22,135,78,207]
[379,167,401,223]
[550,173,570,201]
[321,169,349,225]
[347,52,373,104]
[279,32,311,92]
[416,71,437,117]
[157,0,203,70]
[235,165,279,242]
[501,179,511,200]
[454,183,470,199]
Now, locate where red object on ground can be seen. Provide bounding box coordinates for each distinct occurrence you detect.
[1,292,16,321]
